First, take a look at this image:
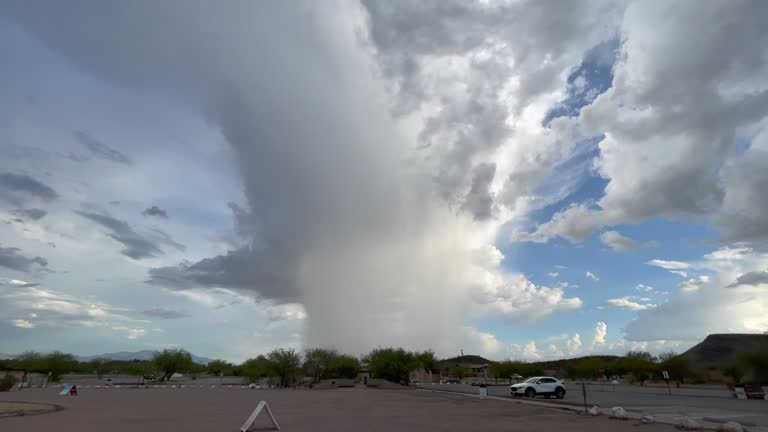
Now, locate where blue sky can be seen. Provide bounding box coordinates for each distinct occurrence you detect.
[1,1,767,362]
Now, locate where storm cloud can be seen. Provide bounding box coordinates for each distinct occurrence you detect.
[0,245,48,272]
[142,206,168,218]
[727,271,768,288]
[141,307,188,319]
[11,208,47,221]
[73,130,131,164]
[76,211,164,259]
[0,173,57,204]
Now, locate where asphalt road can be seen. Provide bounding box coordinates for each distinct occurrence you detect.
[424,382,768,428]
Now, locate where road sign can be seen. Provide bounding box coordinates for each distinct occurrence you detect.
[240,400,280,431]
[662,371,671,395]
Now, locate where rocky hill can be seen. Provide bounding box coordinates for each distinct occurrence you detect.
[680,333,768,369]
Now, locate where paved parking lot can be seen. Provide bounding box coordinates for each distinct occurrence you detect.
[425,383,768,428]
[1,386,680,432]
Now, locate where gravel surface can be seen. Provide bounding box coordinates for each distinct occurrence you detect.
[0,386,680,432]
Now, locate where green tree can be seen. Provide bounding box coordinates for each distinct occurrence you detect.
[574,357,604,380]
[449,365,468,380]
[153,349,194,382]
[267,348,301,388]
[303,348,335,383]
[122,360,155,386]
[519,363,544,378]
[13,351,44,375]
[325,354,360,379]
[742,342,768,384]
[722,362,746,384]
[619,353,656,385]
[489,361,523,384]
[15,351,78,382]
[626,351,657,363]
[240,355,272,384]
[659,352,692,386]
[363,348,418,385]
[45,352,78,381]
[207,360,232,377]
[87,358,112,380]
[415,350,437,373]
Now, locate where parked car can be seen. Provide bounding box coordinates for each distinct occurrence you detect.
[510,376,565,399]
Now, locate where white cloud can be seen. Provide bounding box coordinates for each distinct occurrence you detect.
[33,299,82,315]
[510,332,583,360]
[462,326,502,358]
[585,271,599,281]
[566,333,582,355]
[670,270,689,278]
[111,326,146,339]
[605,297,655,311]
[267,304,307,323]
[511,1,768,249]
[600,230,658,252]
[600,230,638,252]
[626,247,768,341]
[678,276,710,293]
[508,340,541,361]
[593,321,607,346]
[547,272,559,278]
[472,273,582,323]
[647,259,691,270]
[636,284,654,293]
[509,332,694,361]
[9,319,34,328]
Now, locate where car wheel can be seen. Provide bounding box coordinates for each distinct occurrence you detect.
[555,387,565,399]
[525,387,536,398]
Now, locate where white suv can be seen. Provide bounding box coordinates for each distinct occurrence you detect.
[510,376,566,399]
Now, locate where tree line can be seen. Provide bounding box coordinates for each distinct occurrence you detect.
[511,348,768,386]
[0,347,438,389]
[3,343,766,391]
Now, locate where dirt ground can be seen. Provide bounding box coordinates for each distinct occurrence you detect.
[0,401,60,417]
[0,387,678,431]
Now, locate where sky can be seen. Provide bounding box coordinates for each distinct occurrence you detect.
[1,1,767,363]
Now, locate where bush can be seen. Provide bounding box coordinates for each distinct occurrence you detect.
[364,348,419,385]
[0,374,18,391]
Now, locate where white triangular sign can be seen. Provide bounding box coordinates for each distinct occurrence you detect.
[240,400,280,431]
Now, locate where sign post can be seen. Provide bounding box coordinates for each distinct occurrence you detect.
[662,370,671,395]
[581,382,588,414]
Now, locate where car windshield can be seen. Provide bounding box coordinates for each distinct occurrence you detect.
[524,378,539,383]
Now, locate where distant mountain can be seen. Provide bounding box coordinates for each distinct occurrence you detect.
[0,353,16,360]
[76,350,214,365]
[680,333,768,369]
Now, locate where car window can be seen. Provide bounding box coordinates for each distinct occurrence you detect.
[541,378,555,383]
[524,378,538,383]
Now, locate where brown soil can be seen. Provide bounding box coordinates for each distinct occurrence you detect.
[0,387,678,431]
[0,401,61,417]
